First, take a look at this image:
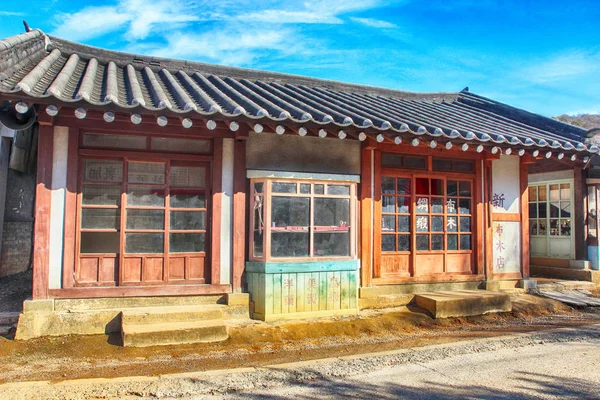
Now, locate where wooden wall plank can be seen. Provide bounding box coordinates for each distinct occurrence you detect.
[62,129,79,289]
[574,167,586,260]
[32,125,54,299]
[475,159,484,275]
[232,139,246,292]
[520,159,531,279]
[360,146,373,287]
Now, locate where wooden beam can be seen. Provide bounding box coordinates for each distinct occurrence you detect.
[360,145,373,287]
[232,140,247,292]
[62,128,79,289]
[520,158,530,279]
[32,125,54,299]
[211,138,223,285]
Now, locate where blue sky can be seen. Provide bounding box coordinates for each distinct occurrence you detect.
[1,0,599,117]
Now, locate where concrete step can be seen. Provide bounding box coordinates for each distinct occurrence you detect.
[121,320,228,347]
[414,290,512,319]
[0,325,15,336]
[0,312,19,325]
[121,305,225,325]
[531,265,600,285]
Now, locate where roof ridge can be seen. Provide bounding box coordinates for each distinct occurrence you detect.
[46,34,459,101]
[0,29,44,52]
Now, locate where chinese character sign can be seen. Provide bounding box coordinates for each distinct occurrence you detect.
[492,221,521,273]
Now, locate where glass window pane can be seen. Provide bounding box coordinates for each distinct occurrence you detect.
[447,198,457,214]
[447,216,458,232]
[314,198,349,227]
[272,197,310,227]
[126,233,164,253]
[560,184,570,200]
[538,185,547,201]
[271,232,309,257]
[128,162,165,184]
[254,182,264,194]
[416,234,429,250]
[84,160,123,183]
[431,198,444,214]
[170,233,205,253]
[561,219,571,236]
[382,234,396,252]
[431,179,444,196]
[530,220,538,235]
[460,216,471,232]
[538,203,547,218]
[151,137,210,154]
[432,216,444,232]
[81,209,120,230]
[454,161,474,172]
[397,196,410,213]
[314,232,349,257]
[529,203,537,218]
[382,215,395,232]
[416,216,429,232]
[82,184,121,206]
[82,133,147,150]
[459,181,471,197]
[416,178,429,195]
[126,209,164,230]
[459,199,471,214]
[314,184,324,195]
[300,184,310,194]
[447,181,458,196]
[254,228,264,258]
[382,177,395,194]
[170,191,205,208]
[549,202,560,218]
[253,201,264,258]
[398,216,410,232]
[549,184,560,201]
[538,220,548,235]
[81,231,120,253]
[404,156,426,169]
[272,182,297,193]
[397,178,411,195]
[170,166,206,187]
[432,234,444,250]
[448,234,458,250]
[398,235,410,251]
[529,186,537,201]
[561,202,571,218]
[171,211,205,230]
[127,186,165,207]
[327,185,350,195]
[381,153,403,167]
[416,197,429,213]
[460,234,471,250]
[382,196,395,213]
[550,219,560,236]
[432,158,452,171]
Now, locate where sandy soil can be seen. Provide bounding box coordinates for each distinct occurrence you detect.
[0,293,599,385]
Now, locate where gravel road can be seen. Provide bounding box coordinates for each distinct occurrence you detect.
[2,324,599,399]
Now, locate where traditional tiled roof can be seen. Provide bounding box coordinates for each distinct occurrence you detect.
[0,29,596,156]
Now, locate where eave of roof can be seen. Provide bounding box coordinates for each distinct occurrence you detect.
[0,28,596,158]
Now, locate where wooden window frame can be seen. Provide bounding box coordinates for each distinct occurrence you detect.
[249,178,357,262]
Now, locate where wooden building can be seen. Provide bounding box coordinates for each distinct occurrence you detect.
[0,29,597,337]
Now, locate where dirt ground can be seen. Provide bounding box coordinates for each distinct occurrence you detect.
[1,293,599,385]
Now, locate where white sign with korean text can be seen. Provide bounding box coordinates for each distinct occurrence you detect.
[491,155,520,213]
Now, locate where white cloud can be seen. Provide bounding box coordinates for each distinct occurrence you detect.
[350,17,396,28]
[0,11,25,16]
[521,51,600,84]
[239,10,342,24]
[52,7,130,41]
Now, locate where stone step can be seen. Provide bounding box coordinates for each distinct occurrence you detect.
[121,320,228,347]
[0,325,15,336]
[121,305,225,325]
[537,281,597,293]
[0,312,19,325]
[414,290,512,319]
[531,265,600,284]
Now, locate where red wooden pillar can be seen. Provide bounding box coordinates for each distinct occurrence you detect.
[360,142,375,287]
[520,157,532,279]
[211,138,223,286]
[32,124,53,299]
[232,139,246,292]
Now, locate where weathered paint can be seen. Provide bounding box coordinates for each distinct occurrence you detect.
[246,170,360,182]
[49,126,68,289]
[246,260,359,321]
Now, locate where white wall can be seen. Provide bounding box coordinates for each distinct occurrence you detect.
[492,154,520,213]
[48,126,68,289]
[220,138,234,285]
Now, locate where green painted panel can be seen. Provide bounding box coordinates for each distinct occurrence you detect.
[348,270,357,309]
[273,273,282,315]
[265,273,274,316]
[288,273,297,313]
[340,270,350,310]
[246,260,359,274]
[257,273,265,314]
[296,273,305,313]
[319,271,328,311]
